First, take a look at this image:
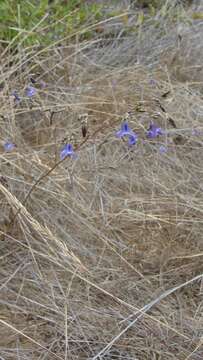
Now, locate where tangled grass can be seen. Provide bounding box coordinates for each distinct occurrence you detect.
[0,1,203,359]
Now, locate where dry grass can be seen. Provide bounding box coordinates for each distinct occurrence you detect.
[0,1,203,359]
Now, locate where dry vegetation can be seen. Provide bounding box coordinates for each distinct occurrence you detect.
[0,0,203,359]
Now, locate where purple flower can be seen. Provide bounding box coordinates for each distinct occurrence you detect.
[60,143,76,160]
[39,80,46,88]
[128,133,138,146]
[149,79,157,86]
[26,86,36,97]
[12,90,21,103]
[192,129,201,136]
[147,122,164,139]
[116,121,138,146]
[159,145,167,154]
[116,121,133,138]
[4,142,15,152]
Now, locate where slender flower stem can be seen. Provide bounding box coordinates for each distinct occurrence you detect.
[10,119,115,226]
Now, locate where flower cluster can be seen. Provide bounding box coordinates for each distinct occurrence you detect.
[11,84,37,104]
[116,120,164,143]
[4,111,166,160]
[59,120,165,160]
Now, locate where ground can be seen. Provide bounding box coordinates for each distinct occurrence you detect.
[0,0,203,359]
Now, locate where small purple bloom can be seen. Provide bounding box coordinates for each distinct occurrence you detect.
[149,79,157,86]
[192,129,201,136]
[159,145,167,154]
[128,133,138,146]
[12,90,21,103]
[4,142,15,152]
[39,80,46,88]
[116,121,133,138]
[147,122,164,139]
[26,86,36,97]
[116,121,138,146]
[60,143,76,160]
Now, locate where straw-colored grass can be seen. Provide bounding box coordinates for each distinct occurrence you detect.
[0,1,203,359]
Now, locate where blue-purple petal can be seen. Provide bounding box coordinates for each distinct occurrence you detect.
[121,121,131,133]
[159,145,167,153]
[116,121,138,146]
[26,86,37,97]
[116,130,125,138]
[4,142,15,152]
[60,143,75,160]
[147,123,164,138]
[116,121,135,138]
[128,134,138,146]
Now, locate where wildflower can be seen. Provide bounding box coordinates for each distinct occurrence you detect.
[116,121,133,138]
[128,133,138,146]
[116,121,138,146]
[39,80,46,88]
[60,143,76,160]
[3,142,15,152]
[25,86,36,97]
[149,79,157,86]
[192,129,201,136]
[12,90,21,103]
[147,122,164,139]
[159,145,167,154]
